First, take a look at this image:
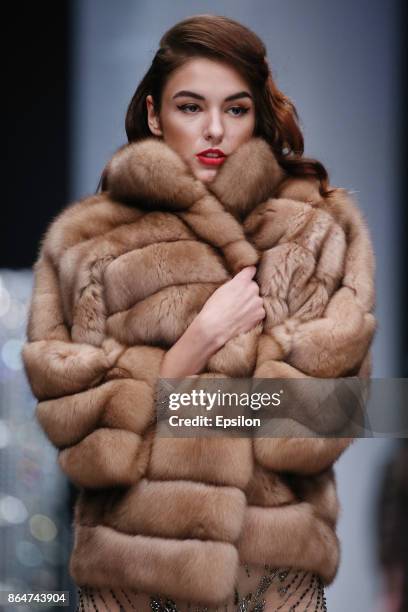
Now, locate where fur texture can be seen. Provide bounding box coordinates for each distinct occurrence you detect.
[22,136,376,604]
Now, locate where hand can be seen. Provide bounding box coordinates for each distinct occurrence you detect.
[196,265,266,350]
[158,266,265,378]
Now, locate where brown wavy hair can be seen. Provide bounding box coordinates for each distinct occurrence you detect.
[104,14,334,197]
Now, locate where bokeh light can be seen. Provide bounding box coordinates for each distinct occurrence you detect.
[1,270,73,603]
[29,514,58,542]
[0,495,28,524]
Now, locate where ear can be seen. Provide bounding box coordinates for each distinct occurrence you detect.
[146,94,163,137]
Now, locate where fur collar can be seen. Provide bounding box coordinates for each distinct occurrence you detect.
[43,136,324,269]
[104,136,321,217]
[98,136,324,276]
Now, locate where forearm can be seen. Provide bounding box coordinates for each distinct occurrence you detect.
[159,315,222,378]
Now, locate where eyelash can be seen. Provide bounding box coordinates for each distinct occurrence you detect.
[177,103,250,117]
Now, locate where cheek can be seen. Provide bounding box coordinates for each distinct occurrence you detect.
[163,115,199,149]
[232,118,256,145]
[166,108,199,132]
[231,110,255,133]
[243,113,256,135]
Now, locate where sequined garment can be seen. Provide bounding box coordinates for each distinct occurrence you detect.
[75,564,327,611]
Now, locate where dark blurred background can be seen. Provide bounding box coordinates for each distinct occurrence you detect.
[5,2,71,268]
[2,1,407,610]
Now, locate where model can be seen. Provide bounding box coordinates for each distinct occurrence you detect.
[22,14,376,612]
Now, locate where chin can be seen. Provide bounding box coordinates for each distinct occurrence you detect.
[195,168,218,184]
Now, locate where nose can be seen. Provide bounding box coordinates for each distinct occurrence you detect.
[203,109,224,143]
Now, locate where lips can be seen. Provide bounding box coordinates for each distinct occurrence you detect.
[196,148,227,167]
[197,148,226,157]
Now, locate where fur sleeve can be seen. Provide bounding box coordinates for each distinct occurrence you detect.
[22,250,165,489]
[252,189,376,474]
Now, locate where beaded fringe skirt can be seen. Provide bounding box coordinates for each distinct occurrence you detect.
[75,564,327,611]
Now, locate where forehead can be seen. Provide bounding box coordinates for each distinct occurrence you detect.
[162,57,251,99]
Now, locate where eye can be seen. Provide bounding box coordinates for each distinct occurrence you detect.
[177,103,250,117]
[177,103,201,113]
[227,106,250,117]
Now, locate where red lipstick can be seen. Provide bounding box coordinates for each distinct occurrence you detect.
[196,148,227,167]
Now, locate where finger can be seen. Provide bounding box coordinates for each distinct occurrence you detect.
[234,266,257,282]
[250,281,261,294]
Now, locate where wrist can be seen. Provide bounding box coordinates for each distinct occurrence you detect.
[191,313,226,354]
[158,314,225,379]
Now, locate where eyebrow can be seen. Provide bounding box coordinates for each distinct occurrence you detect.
[172,90,253,102]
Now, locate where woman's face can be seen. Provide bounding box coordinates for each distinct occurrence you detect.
[146,57,256,184]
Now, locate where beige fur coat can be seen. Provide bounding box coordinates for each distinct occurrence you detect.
[22,136,376,606]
